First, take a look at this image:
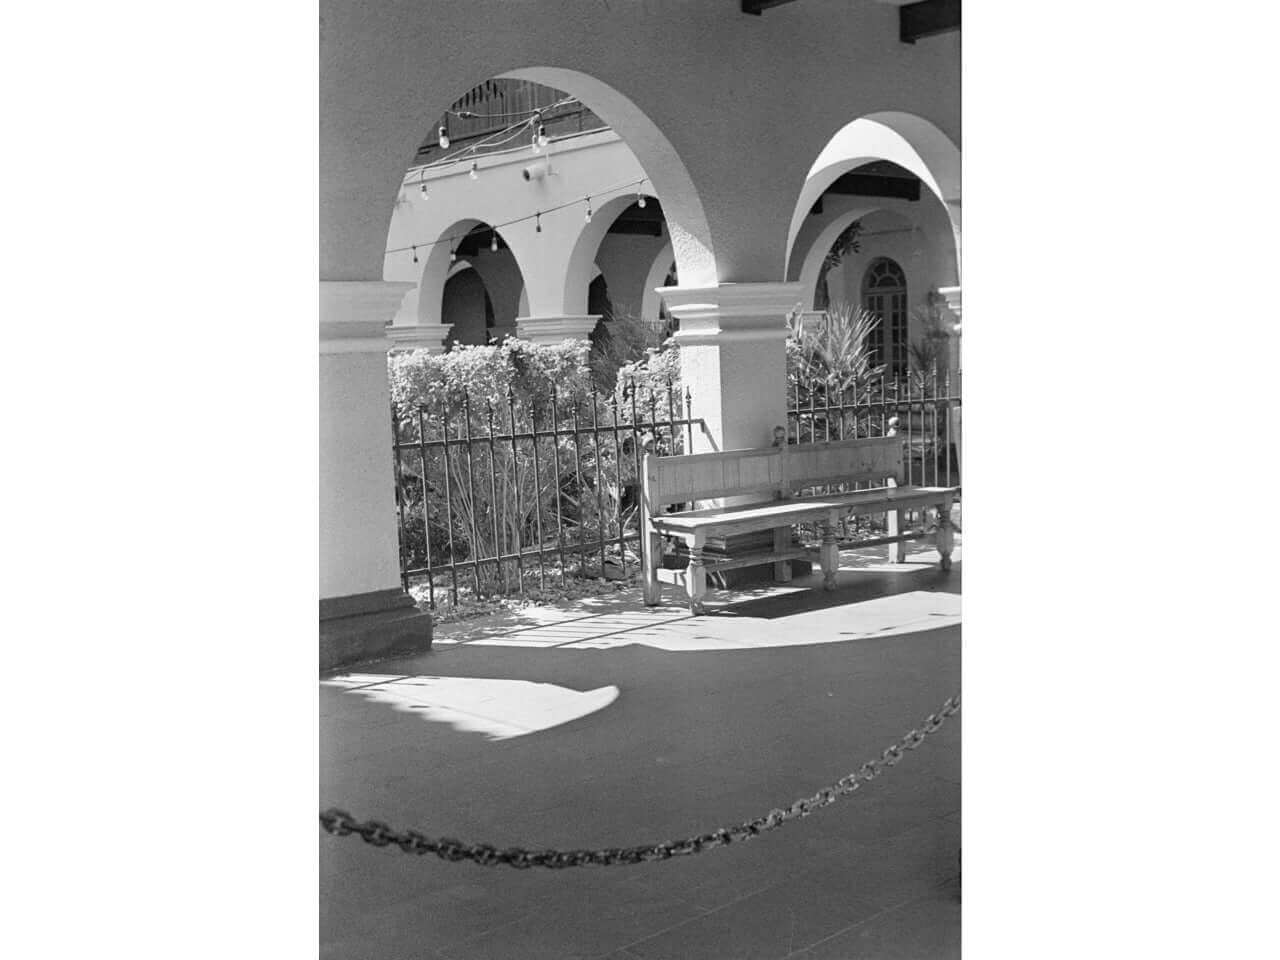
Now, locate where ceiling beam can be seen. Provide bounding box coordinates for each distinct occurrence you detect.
[606,220,664,237]
[741,0,801,16]
[899,0,960,44]
[826,171,921,202]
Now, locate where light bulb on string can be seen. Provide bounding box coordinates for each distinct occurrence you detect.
[530,114,542,153]
[419,173,429,198]
[449,246,457,264]
[411,245,418,263]
[438,124,450,150]
[584,198,593,224]
[637,193,646,209]
[535,211,542,234]
[469,161,479,180]
[490,232,499,253]
[536,124,548,149]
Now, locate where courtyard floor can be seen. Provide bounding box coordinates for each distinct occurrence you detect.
[320,538,961,959]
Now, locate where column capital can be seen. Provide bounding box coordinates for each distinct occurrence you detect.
[937,285,962,328]
[515,315,600,344]
[387,324,453,353]
[658,281,803,346]
[319,281,414,354]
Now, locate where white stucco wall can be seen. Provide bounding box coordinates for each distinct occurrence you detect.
[384,130,654,321]
[321,0,960,285]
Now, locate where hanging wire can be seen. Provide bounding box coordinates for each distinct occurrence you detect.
[387,177,648,257]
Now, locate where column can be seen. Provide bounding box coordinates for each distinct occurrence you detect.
[660,281,802,454]
[659,281,804,579]
[320,281,432,667]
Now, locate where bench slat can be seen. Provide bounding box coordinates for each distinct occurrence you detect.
[651,486,958,534]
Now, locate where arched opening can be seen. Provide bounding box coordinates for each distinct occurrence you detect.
[410,218,529,347]
[783,113,961,282]
[441,265,494,347]
[493,67,717,286]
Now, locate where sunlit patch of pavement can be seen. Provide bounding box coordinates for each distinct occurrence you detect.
[320,675,620,740]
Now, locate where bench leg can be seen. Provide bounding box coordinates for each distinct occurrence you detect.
[937,501,955,571]
[643,530,663,606]
[820,515,840,591]
[773,526,792,582]
[887,506,907,563]
[684,532,708,615]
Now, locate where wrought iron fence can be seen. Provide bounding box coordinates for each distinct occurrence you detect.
[787,371,962,541]
[393,379,702,608]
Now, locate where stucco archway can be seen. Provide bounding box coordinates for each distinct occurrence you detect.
[414,219,528,329]
[559,192,660,317]
[783,113,961,280]
[498,67,717,289]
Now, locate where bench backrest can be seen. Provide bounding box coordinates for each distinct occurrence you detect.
[642,435,903,511]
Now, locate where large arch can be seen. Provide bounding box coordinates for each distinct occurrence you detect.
[783,112,961,280]
[497,67,716,288]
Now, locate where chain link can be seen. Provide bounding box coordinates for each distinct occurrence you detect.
[320,694,959,869]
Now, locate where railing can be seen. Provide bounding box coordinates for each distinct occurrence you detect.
[786,372,961,541]
[414,79,608,167]
[393,379,701,608]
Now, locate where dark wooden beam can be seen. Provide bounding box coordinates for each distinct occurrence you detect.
[826,171,921,202]
[741,0,801,16]
[606,219,664,237]
[900,0,960,44]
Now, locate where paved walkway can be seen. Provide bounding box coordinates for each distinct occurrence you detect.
[321,540,961,959]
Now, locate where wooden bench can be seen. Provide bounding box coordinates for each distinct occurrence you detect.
[640,432,958,613]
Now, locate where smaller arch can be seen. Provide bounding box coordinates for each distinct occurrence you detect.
[560,192,659,316]
[416,219,528,331]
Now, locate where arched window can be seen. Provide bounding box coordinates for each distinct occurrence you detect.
[861,257,908,378]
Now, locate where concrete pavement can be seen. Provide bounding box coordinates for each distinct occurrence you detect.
[321,540,961,959]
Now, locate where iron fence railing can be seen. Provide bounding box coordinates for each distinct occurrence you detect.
[786,372,961,542]
[393,379,701,608]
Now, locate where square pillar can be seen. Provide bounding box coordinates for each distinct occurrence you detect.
[659,281,806,582]
[320,281,431,668]
[660,282,802,454]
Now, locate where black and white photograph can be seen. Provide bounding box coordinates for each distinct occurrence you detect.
[318,3,962,956]
[7,2,1278,958]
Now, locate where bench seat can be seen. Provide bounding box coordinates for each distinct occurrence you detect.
[650,485,960,537]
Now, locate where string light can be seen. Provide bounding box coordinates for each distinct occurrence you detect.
[388,176,647,258]
[490,233,499,253]
[637,193,647,209]
[469,161,479,180]
[536,124,548,149]
[438,124,450,150]
[449,246,457,263]
[584,198,593,224]
[411,245,418,263]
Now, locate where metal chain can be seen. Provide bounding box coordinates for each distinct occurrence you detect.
[319,695,959,869]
